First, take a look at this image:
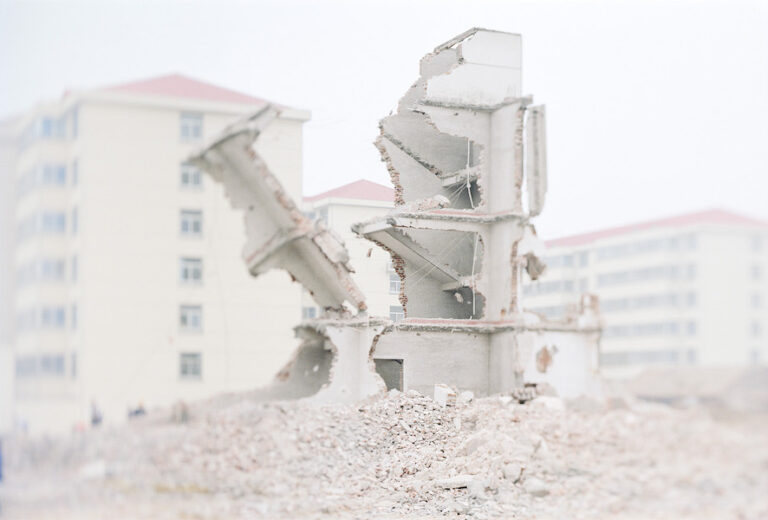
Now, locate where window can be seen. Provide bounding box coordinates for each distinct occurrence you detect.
[180,210,203,237]
[71,352,77,378]
[179,257,203,283]
[752,264,762,280]
[71,303,78,330]
[16,356,37,377]
[180,113,203,141]
[597,264,688,287]
[16,309,37,332]
[40,354,65,375]
[179,352,202,379]
[41,164,66,186]
[522,279,578,296]
[17,214,38,241]
[40,306,66,329]
[179,305,203,331]
[16,262,35,286]
[686,321,697,336]
[71,207,78,235]
[603,321,680,338]
[389,271,401,294]
[389,305,404,322]
[180,163,203,188]
[41,212,66,234]
[600,349,681,366]
[752,235,763,252]
[70,106,78,138]
[302,306,317,319]
[71,255,78,282]
[71,159,78,186]
[751,321,762,338]
[751,293,762,309]
[40,259,66,281]
[526,304,567,319]
[41,117,54,137]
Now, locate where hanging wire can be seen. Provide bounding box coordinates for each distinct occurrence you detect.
[471,232,479,317]
[466,138,475,209]
[405,232,472,291]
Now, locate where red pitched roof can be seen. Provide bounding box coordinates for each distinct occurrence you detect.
[547,209,768,248]
[102,74,265,105]
[304,180,394,203]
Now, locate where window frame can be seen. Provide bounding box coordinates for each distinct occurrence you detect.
[179,304,203,332]
[179,352,202,379]
[179,257,203,284]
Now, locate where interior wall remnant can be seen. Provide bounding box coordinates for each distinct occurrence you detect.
[525,105,547,216]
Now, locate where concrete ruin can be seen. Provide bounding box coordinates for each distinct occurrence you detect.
[191,28,601,402]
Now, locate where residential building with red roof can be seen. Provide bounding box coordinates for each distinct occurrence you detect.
[0,74,310,433]
[523,209,768,378]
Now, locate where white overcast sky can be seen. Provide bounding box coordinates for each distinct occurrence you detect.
[1,0,766,238]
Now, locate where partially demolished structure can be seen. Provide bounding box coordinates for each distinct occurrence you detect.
[191,28,601,402]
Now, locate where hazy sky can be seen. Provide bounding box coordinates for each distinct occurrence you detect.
[1,0,766,238]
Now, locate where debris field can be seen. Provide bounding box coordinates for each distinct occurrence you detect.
[3,389,767,519]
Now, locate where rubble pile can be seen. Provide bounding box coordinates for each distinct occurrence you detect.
[3,390,768,519]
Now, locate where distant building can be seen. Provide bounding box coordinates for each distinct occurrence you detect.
[0,74,310,433]
[522,210,768,378]
[302,180,399,320]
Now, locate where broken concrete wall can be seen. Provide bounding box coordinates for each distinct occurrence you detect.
[374,329,492,396]
[305,320,388,403]
[512,330,601,399]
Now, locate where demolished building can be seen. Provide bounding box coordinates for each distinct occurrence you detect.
[191,28,602,402]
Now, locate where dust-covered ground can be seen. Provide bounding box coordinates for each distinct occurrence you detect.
[2,389,767,519]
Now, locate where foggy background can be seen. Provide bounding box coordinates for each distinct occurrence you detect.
[1,0,766,239]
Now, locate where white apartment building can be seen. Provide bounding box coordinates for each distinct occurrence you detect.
[0,74,310,433]
[0,118,18,434]
[521,210,768,378]
[301,180,401,320]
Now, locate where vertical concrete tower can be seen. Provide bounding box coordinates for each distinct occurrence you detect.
[356,29,599,397]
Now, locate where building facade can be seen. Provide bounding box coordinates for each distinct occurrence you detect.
[521,210,768,378]
[1,75,310,433]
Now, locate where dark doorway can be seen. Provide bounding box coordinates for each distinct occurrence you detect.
[374,358,404,391]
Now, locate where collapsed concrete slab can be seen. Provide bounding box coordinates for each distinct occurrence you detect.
[191,28,602,403]
[190,105,366,315]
